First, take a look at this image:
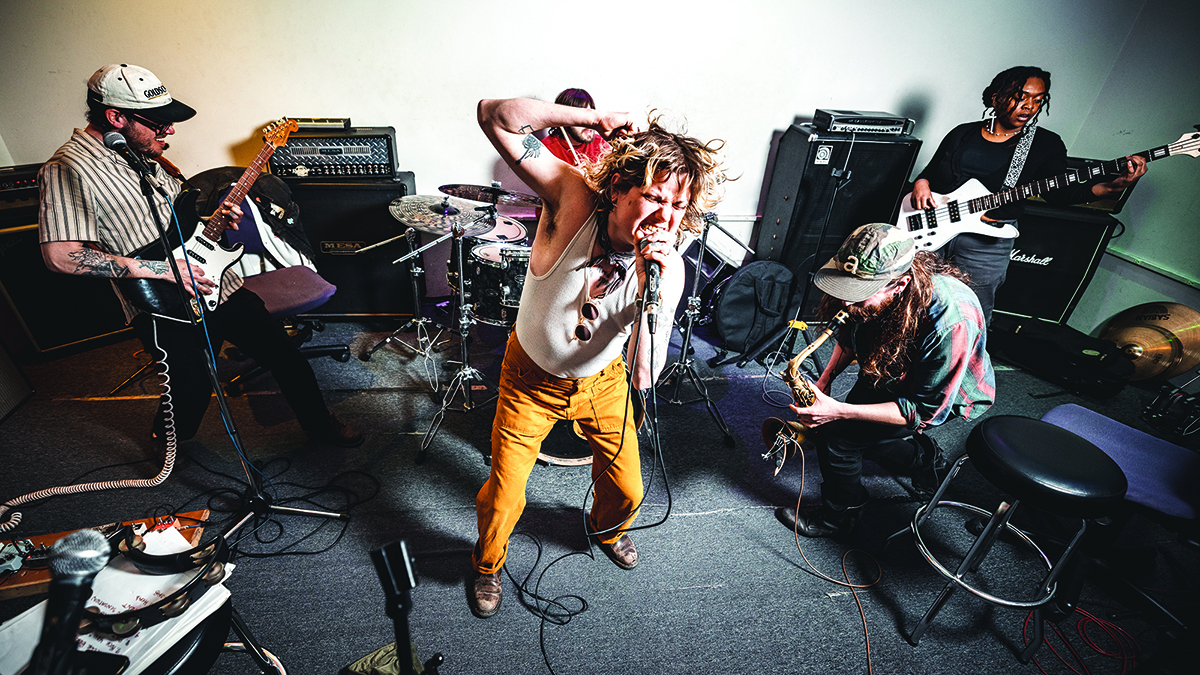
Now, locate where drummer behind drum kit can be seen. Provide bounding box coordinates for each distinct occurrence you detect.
[355,182,541,457]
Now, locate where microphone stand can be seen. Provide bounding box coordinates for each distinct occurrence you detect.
[656,213,735,447]
[126,151,346,675]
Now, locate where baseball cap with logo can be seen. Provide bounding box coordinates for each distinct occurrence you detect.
[87,64,196,123]
[813,223,916,303]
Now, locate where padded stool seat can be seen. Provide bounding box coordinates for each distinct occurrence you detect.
[895,415,1128,663]
[969,415,1129,519]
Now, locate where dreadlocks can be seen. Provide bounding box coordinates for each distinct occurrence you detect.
[817,251,971,386]
[982,65,1052,127]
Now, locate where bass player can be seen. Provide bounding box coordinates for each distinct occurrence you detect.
[908,65,1146,323]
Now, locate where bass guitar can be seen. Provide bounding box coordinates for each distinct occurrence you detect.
[119,118,299,319]
[895,128,1200,251]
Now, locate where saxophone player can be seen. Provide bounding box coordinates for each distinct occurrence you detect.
[775,223,996,538]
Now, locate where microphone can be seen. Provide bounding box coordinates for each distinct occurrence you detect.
[29,529,110,675]
[102,131,157,181]
[638,237,662,330]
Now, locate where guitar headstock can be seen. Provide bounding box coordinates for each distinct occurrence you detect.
[263,118,299,148]
[1170,128,1200,158]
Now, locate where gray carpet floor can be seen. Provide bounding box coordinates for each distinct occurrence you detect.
[1,314,1196,675]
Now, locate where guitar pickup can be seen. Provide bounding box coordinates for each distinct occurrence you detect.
[946,201,961,222]
[186,250,208,265]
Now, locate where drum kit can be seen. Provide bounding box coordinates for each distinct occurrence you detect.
[355,182,541,456]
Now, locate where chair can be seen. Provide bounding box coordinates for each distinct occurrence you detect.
[1040,403,1198,670]
[223,196,350,395]
[890,415,1128,662]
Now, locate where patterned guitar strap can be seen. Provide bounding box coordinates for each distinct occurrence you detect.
[1003,124,1038,190]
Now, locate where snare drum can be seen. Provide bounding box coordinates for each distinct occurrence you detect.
[462,243,531,326]
[472,216,528,245]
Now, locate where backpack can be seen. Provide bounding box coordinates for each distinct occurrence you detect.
[704,261,796,354]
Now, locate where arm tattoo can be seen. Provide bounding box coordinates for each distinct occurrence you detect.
[516,134,541,165]
[137,259,169,276]
[68,248,129,278]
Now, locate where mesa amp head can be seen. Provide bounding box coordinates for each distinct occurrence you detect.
[269,126,398,179]
[813,109,914,135]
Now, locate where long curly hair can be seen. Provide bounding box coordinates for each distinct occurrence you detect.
[982,66,1052,128]
[583,113,726,237]
[817,251,970,386]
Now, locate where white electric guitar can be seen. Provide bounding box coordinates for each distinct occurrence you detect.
[896,128,1200,251]
[120,118,298,319]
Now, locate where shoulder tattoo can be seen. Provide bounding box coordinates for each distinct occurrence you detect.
[516,130,541,165]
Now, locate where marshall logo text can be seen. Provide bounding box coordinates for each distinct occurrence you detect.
[1010,249,1053,266]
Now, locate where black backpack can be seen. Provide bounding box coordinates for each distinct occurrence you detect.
[704,261,795,354]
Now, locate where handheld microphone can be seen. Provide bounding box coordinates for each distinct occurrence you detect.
[29,529,110,675]
[638,238,662,330]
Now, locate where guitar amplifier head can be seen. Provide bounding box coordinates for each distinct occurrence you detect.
[269,126,397,180]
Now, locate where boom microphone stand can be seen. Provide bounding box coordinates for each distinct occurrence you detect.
[657,213,736,447]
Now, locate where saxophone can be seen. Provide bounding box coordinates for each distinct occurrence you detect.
[761,310,849,475]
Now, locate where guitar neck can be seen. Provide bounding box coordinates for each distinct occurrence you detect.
[967,138,1182,214]
[199,142,277,241]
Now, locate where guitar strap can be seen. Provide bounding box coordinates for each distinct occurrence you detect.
[1003,125,1038,189]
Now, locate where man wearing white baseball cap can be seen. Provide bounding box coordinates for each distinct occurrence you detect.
[38,64,363,449]
[774,223,995,538]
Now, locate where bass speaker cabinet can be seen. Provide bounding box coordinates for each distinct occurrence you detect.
[287,174,418,317]
[756,124,921,319]
[993,202,1116,323]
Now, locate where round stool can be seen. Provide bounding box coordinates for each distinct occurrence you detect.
[901,415,1127,662]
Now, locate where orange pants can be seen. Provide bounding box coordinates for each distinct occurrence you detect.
[473,332,643,574]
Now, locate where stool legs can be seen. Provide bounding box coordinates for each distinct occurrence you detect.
[908,499,1019,645]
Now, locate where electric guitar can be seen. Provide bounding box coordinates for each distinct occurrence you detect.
[895,128,1200,251]
[119,118,299,319]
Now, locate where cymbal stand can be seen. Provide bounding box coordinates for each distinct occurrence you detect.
[657,213,735,447]
[360,228,448,376]
[419,223,497,461]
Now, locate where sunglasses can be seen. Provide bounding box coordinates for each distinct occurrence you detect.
[574,299,601,341]
[127,112,173,135]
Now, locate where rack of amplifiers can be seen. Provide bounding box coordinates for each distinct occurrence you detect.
[268,124,419,317]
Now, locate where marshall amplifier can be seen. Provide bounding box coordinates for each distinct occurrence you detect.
[269,127,398,180]
[993,202,1117,323]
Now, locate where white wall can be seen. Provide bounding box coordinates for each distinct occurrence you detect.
[2,0,1194,330]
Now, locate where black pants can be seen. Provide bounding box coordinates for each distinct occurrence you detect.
[812,380,927,512]
[134,287,331,440]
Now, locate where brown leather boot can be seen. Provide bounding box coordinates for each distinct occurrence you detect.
[469,570,502,618]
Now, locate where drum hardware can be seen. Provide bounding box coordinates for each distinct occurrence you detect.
[418,217,499,461]
[359,228,449,377]
[655,213,741,447]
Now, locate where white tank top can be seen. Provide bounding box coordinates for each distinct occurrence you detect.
[514,210,640,378]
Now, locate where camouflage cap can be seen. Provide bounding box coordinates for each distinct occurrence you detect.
[813,223,915,303]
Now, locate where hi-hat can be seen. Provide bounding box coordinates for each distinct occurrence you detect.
[388,195,494,237]
[439,184,542,208]
[1099,302,1200,381]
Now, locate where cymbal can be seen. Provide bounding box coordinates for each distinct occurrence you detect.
[1099,302,1200,381]
[439,183,542,208]
[388,195,495,237]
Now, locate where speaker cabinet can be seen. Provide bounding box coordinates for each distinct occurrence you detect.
[286,175,418,317]
[0,226,130,354]
[993,202,1116,323]
[756,124,921,318]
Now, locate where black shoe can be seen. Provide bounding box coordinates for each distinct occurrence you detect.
[309,413,364,448]
[910,434,947,497]
[775,505,863,539]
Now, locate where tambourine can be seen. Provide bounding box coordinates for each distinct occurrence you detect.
[76,524,230,640]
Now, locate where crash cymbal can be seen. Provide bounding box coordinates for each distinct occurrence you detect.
[1099,302,1200,381]
[439,183,542,208]
[388,195,495,237]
